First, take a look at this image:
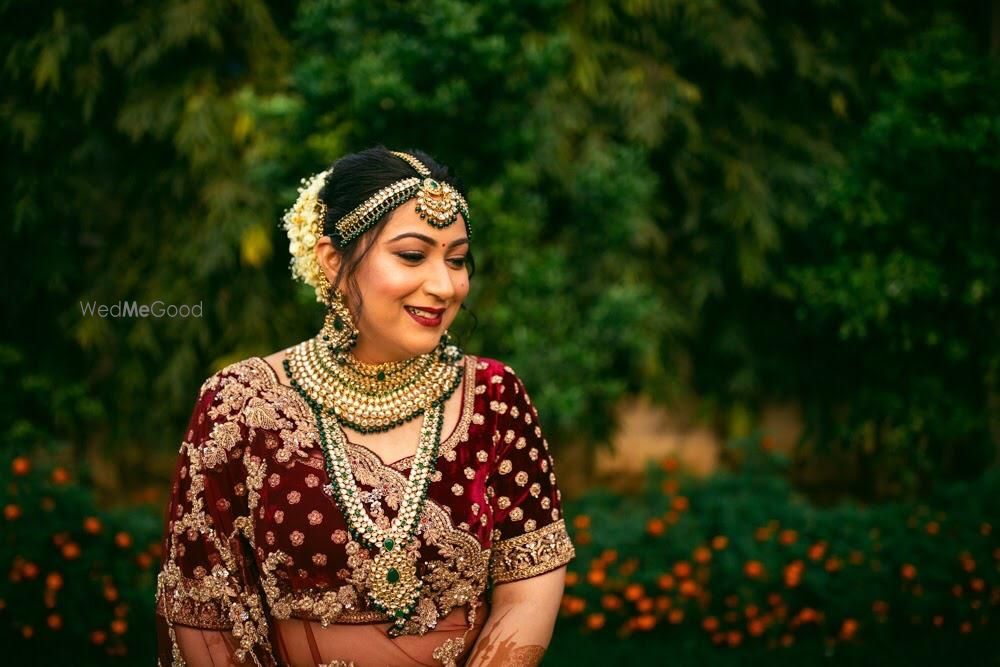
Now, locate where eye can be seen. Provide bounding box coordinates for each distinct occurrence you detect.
[448,256,468,268]
[397,252,424,262]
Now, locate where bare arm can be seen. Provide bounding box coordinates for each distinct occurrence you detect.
[465,566,566,667]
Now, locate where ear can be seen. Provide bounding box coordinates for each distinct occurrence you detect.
[315,236,343,290]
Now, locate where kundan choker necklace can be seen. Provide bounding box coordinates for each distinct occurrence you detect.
[282,335,464,634]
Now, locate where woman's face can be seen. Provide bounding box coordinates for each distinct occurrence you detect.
[333,200,470,364]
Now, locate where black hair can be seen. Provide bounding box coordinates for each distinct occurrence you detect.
[317,145,477,340]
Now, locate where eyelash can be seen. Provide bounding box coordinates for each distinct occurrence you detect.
[397,252,467,268]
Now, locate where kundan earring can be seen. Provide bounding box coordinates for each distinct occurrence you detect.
[320,277,359,358]
[435,329,463,364]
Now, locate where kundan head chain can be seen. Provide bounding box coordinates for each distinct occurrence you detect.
[282,150,471,303]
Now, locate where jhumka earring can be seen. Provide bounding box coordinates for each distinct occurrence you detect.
[435,329,463,364]
[319,274,359,358]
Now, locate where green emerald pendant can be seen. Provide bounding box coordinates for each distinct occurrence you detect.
[387,567,400,584]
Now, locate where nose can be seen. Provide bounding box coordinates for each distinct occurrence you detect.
[423,259,456,304]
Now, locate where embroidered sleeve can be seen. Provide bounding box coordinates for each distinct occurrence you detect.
[487,366,575,584]
[155,367,274,664]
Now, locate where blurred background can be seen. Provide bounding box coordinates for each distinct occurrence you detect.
[2,0,998,664]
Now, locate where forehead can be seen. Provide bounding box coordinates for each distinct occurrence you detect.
[379,200,468,244]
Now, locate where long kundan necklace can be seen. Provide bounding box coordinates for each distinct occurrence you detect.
[283,333,464,635]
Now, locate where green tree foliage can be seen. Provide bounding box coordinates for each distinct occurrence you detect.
[1,0,996,500]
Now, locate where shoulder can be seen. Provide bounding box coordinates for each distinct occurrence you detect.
[195,353,285,402]
[470,355,537,412]
[470,355,521,387]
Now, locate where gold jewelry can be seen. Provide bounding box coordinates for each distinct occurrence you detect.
[332,152,470,247]
[284,335,462,433]
[321,289,360,354]
[282,329,465,633]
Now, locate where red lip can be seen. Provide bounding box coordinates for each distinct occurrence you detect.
[405,306,443,327]
[406,305,445,315]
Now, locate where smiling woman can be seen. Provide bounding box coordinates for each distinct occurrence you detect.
[154,147,575,667]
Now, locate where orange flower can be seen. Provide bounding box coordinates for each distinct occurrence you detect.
[11,457,30,476]
[111,619,128,635]
[45,573,63,590]
[961,557,976,573]
[585,613,605,630]
[61,543,80,560]
[83,517,102,535]
[661,456,679,473]
[657,574,675,590]
[711,535,729,550]
[636,598,653,613]
[51,468,69,485]
[743,560,764,579]
[900,563,917,580]
[22,626,34,639]
[90,630,107,645]
[601,594,622,611]
[661,479,679,495]
[576,532,591,546]
[646,518,665,537]
[667,608,684,624]
[679,579,698,597]
[824,557,842,573]
[624,584,644,602]
[564,571,579,587]
[959,621,972,634]
[673,561,692,578]
[671,496,689,512]
[840,618,859,640]
[655,596,671,612]
[3,504,21,520]
[980,522,992,536]
[925,521,939,536]
[747,618,765,636]
[599,549,618,564]
[22,562,39,579]
[726,630,743,647]
[932,615,944,627]
[586,569,606,586]
[47,614,62,630]
[562,596,586,615]
[754,526,771,542]
[970,577,985,592]
[744,604,759,619]
[778,529,798,545]
[702,616,720,633]
[807,542,827,561]
[104,586,118,602]
[115,532,133,549]
[136,552,153,569]
[573,515,591,531]
[693,546,712,564]
[635,614,657,631]
[798,607,818,623]
[767,593,783,607]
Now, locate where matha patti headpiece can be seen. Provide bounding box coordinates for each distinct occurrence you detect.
[282,150,471,302]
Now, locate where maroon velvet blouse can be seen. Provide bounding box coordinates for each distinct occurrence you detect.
[154,354,575,666]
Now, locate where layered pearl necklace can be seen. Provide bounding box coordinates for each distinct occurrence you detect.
[283,335,464,633]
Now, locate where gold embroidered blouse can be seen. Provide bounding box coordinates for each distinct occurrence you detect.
[154,354,575,666]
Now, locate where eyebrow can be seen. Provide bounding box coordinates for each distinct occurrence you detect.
[386,232,469,248]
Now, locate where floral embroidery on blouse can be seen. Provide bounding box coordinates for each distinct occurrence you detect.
[155,353,574,665]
